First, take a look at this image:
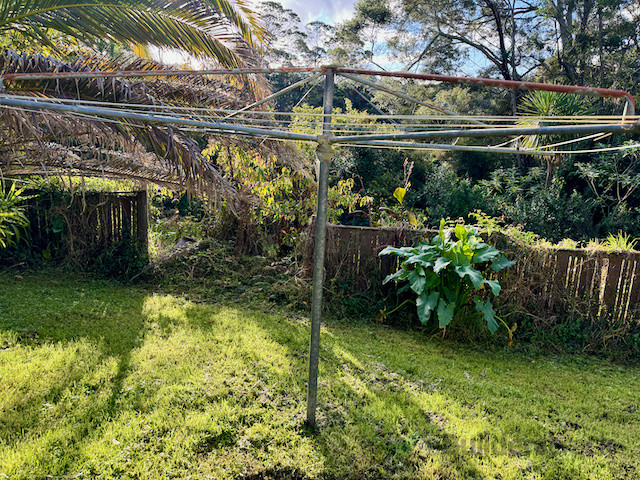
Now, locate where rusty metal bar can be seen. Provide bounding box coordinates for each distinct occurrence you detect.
[336,68,636,116]
[339,72,486,125]
[5,64,634,117]
[1,66,324,81]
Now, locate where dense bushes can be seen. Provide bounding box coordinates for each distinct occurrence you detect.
[339,150,640,243]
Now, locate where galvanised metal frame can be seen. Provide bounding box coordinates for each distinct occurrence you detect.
[2,65,639,428]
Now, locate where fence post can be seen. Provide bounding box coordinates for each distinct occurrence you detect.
[136,189,149,255]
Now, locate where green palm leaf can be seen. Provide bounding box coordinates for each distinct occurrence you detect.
[0,0,264,67]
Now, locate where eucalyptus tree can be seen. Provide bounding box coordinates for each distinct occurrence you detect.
[539,0,640,93]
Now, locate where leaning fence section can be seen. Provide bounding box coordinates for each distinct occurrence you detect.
[20,190,148,262]
[303,224,640,325]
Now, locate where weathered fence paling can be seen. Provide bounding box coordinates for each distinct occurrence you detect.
[22,191,149,260]
[304,223,640,324]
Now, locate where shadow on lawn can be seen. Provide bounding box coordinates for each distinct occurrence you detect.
[2,277,618,479]
[0,275,148,473]
[179,302,489,479]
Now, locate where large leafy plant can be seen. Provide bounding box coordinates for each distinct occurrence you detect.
[0,183,29,249]
[380,220,516,336]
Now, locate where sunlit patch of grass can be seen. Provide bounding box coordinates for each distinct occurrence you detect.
[1,273,639,479]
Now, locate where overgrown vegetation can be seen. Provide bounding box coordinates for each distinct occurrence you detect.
[0,180,148,280]
[1,274,640,479]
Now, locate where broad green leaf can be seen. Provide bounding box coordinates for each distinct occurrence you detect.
[461,242,475,262]
[405,252,436,268]
[473,246,500,263]
[433,256,450,273]
[416,292,428,325]
[491,254,517,271]
[454,224,468,243]
[424,271,440,289]
[437,298,456,328]
[445,244,470,265]
[454,264,483,289]
[443,285,457,304]
[406,211,418,227]
[382,269,406,284]
[380,245,414,257]
[393,187,406,205]
[416,291,439,324]
[475,297,499,333]
[482,279,501,296]
[408,269,426,293]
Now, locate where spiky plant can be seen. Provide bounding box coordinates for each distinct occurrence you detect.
[0,182,29,249]
[518,91,594,188]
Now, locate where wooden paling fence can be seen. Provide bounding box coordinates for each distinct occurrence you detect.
[23,190,148,261]
[303,224,640,324]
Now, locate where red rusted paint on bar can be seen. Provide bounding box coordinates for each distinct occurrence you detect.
[336,68,636,112]
[4,64,634,114]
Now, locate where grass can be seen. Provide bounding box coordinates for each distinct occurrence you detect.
[1,273,639,479]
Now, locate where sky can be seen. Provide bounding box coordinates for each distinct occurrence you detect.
[153,0,357,66]
[271,0,357,25]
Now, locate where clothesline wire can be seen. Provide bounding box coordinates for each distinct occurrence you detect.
[2,94,637,123]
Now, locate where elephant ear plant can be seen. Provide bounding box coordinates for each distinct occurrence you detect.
[380,220,516,341]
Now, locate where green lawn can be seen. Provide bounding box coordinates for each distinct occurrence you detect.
[0,273,639,479]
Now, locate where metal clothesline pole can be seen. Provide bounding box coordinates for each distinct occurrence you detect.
[335,121,640,143]
[333,141,557,156]
[306,67,334,428]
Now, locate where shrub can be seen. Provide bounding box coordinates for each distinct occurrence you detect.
[380,220,516,338]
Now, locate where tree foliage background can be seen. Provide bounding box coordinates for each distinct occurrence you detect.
[255,0,640,243]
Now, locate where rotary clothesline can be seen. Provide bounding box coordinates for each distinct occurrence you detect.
[2,97,639,156]
[2,65,640,428]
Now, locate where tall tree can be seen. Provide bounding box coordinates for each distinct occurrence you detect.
[257,1,333,68]
[540,0,640,93]
[336,0,551,113]
[340,0,548,76]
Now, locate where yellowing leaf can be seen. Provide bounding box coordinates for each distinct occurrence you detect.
[393,187,406,205]
[407,212,418,227]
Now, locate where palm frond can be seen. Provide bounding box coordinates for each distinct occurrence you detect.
[0,0,264,68]
[0,51,251,196]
